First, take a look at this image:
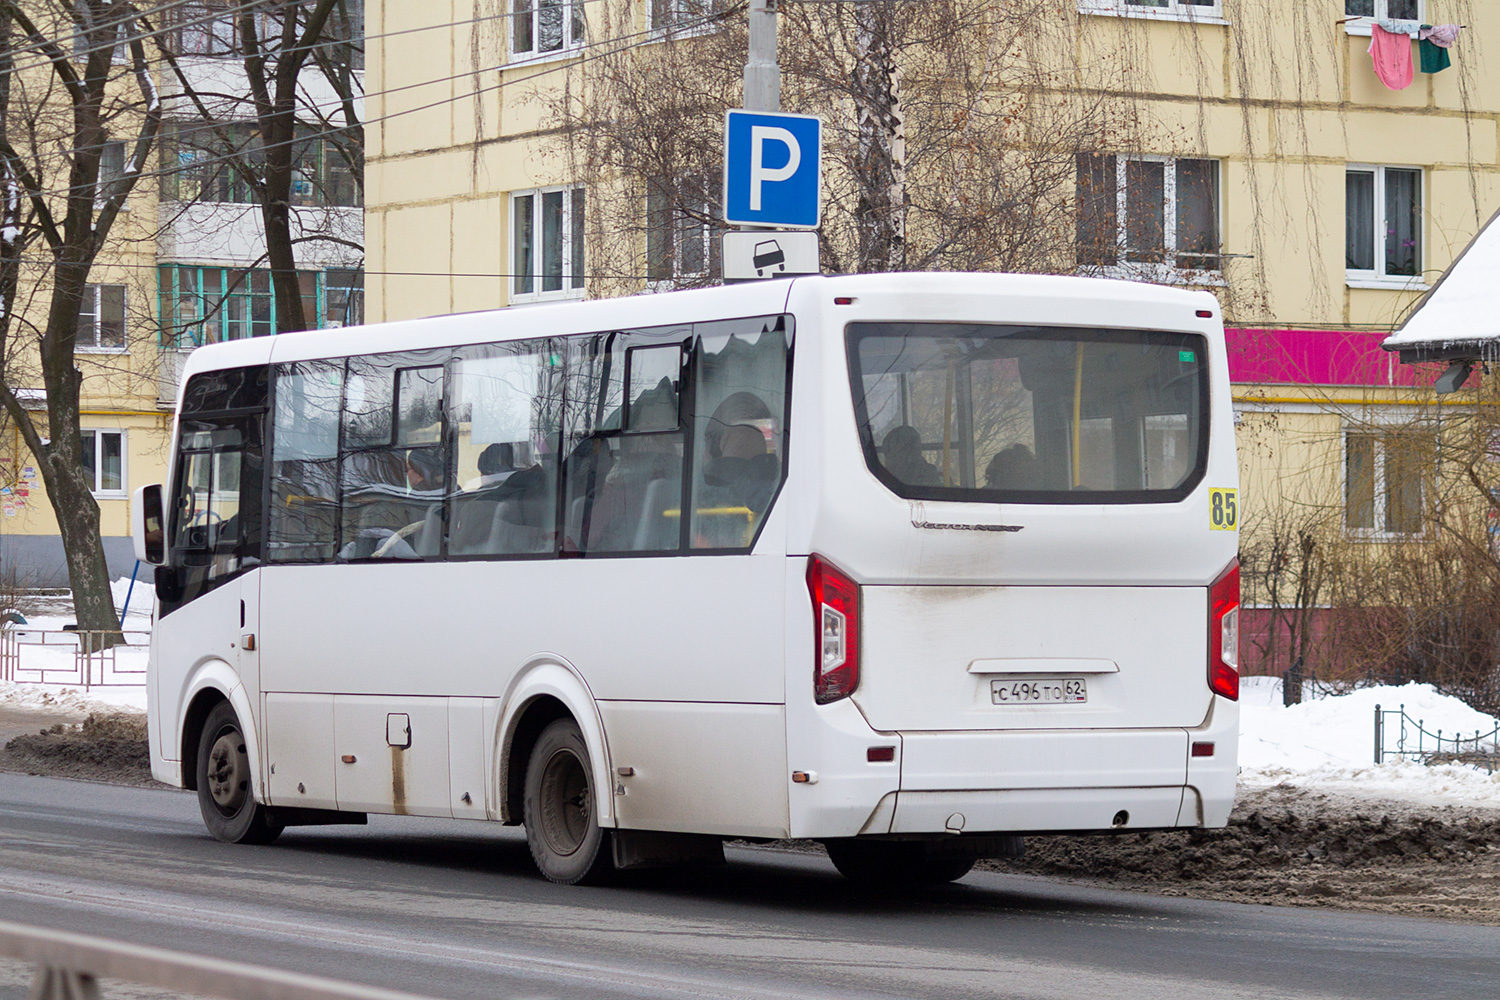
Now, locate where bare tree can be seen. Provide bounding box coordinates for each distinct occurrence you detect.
[0,0,162,639]
[147,0,364,337]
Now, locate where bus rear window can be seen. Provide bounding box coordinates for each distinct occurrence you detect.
[847,323,1209,504]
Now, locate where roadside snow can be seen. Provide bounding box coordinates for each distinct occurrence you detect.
[0,680,146,714]
[1238,675,1500,808]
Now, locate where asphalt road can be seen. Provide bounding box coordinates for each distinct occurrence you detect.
[0,773,1496,1000]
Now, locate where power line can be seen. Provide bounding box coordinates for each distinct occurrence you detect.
[5,6,732,203]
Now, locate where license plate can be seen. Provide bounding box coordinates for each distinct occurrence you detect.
[991,678,1087,705]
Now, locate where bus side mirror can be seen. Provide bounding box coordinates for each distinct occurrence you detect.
[133,484,165,565]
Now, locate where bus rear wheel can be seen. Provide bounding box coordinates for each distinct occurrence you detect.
[825,840,975,886]
[523,718,613,885]
[196,701,283,845]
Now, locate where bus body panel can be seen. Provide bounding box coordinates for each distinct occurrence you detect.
[598,700,789,838]
[264,692,336,807]
[856,584,1211,732]
[897,728,1187,792]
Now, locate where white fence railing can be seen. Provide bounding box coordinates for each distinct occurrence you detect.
[0,919,438,1000]
[0,627,151,689]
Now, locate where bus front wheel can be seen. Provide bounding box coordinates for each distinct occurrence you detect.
[195,702,283,845]
[825,840,975,886]
[523,718,613,885]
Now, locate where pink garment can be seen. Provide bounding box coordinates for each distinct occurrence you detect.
[1369,24,1414,91]
[1419,24,1462,48]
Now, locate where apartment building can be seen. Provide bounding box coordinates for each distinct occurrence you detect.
[0,3,364,587]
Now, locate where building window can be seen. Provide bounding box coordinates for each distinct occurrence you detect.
[1347,166,1421,283]
[1076,154,1220,276]
[324,269,365,327]
[159,266,356,346]
[1345,430,1425,537]
[80,430,125,495]
[512,187,585,302]
[1079,1,1223,20]
[164,2,238,55]
[159,125,361,208]
[1344,1,1421,24]
[650,0,728,34]
[646,179,717,283]
[95,141,125,203]
[77,284,126,351]
[512,0,584,59]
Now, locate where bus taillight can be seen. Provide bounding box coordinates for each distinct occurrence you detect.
[808,555,860,704]
[1209,560,1239,701]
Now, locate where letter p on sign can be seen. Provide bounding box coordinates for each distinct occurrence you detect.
[724,110,821,229]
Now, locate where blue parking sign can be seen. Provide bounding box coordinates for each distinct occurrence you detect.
[723,110,821,229]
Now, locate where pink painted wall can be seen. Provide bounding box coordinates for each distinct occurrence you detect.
[1226,328,1459,388]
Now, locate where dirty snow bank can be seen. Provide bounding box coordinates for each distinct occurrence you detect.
[1238,676,1500,808]
[0,680,146,714]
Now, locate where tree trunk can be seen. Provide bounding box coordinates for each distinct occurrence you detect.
[852,4,906,273]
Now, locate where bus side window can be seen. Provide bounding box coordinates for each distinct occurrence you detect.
[688,316,791,550]
[337,355,449,561]
[450,341,563,557]
[269,362,342,563]
[562,330,690,555]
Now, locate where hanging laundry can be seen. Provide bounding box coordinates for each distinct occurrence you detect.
[1419,24,1462,47]
[1368,24,1414,90]
[1375,19,1423,38]
[1417,25,1461,75]
[1419,38,1450,73]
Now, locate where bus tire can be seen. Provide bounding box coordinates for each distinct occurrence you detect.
[196,701,283,845]
[523,718,613,885]
[825,840,974,886]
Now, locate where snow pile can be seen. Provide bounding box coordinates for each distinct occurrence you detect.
[1238,676,1500,807]
[0,679,146,714]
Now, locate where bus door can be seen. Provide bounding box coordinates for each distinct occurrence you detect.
[156,374,268,765]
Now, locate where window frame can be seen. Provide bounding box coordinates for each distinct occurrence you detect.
[1345,163,1425,289]
[76,283,128,353]
[510,0,586,63]
[158,265,340,347]
[646,180,718,287]
[649,0,729,39]
[80,429,127,497]
[1077,0,1227,24]
[510,185,587,304]
[1343,426,1428,540]
[1341,0,1424,36]
[1078,153,1224,284]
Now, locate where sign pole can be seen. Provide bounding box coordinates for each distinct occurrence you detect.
[744,0,780,114]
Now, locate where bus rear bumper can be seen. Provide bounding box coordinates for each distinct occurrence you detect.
[892,785,1188,834]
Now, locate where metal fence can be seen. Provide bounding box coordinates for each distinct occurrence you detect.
[0,919,437,1000]
[0,627,150,689]
[1374,702,1500,772]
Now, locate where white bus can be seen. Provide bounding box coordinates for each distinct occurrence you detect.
[134,272,1240,886]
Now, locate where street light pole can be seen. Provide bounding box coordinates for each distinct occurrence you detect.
[744,0,780,113]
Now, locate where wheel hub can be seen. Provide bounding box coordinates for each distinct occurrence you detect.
[206,729,249,814]
[538,748,591,857]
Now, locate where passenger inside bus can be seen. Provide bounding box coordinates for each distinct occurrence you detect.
[464,443,516,491]
[984,443,1039,490]
[367,448,445,558]
[587,381,681,551]
[881,425,940,486]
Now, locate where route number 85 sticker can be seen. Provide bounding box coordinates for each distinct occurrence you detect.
[1209,488,1238,531]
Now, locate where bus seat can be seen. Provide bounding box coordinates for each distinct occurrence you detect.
[413,505,443,557]
[634,476,681,551]
[490,501,548,554]
[448,497,499,555]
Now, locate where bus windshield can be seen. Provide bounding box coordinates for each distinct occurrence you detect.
[848,323,1208,504]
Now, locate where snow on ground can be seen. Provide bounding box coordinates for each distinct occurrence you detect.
[1238,675,1500,808]
[0,679,146,714]
[1,577,152,715]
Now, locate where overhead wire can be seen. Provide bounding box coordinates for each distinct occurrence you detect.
[4,4,734,203]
